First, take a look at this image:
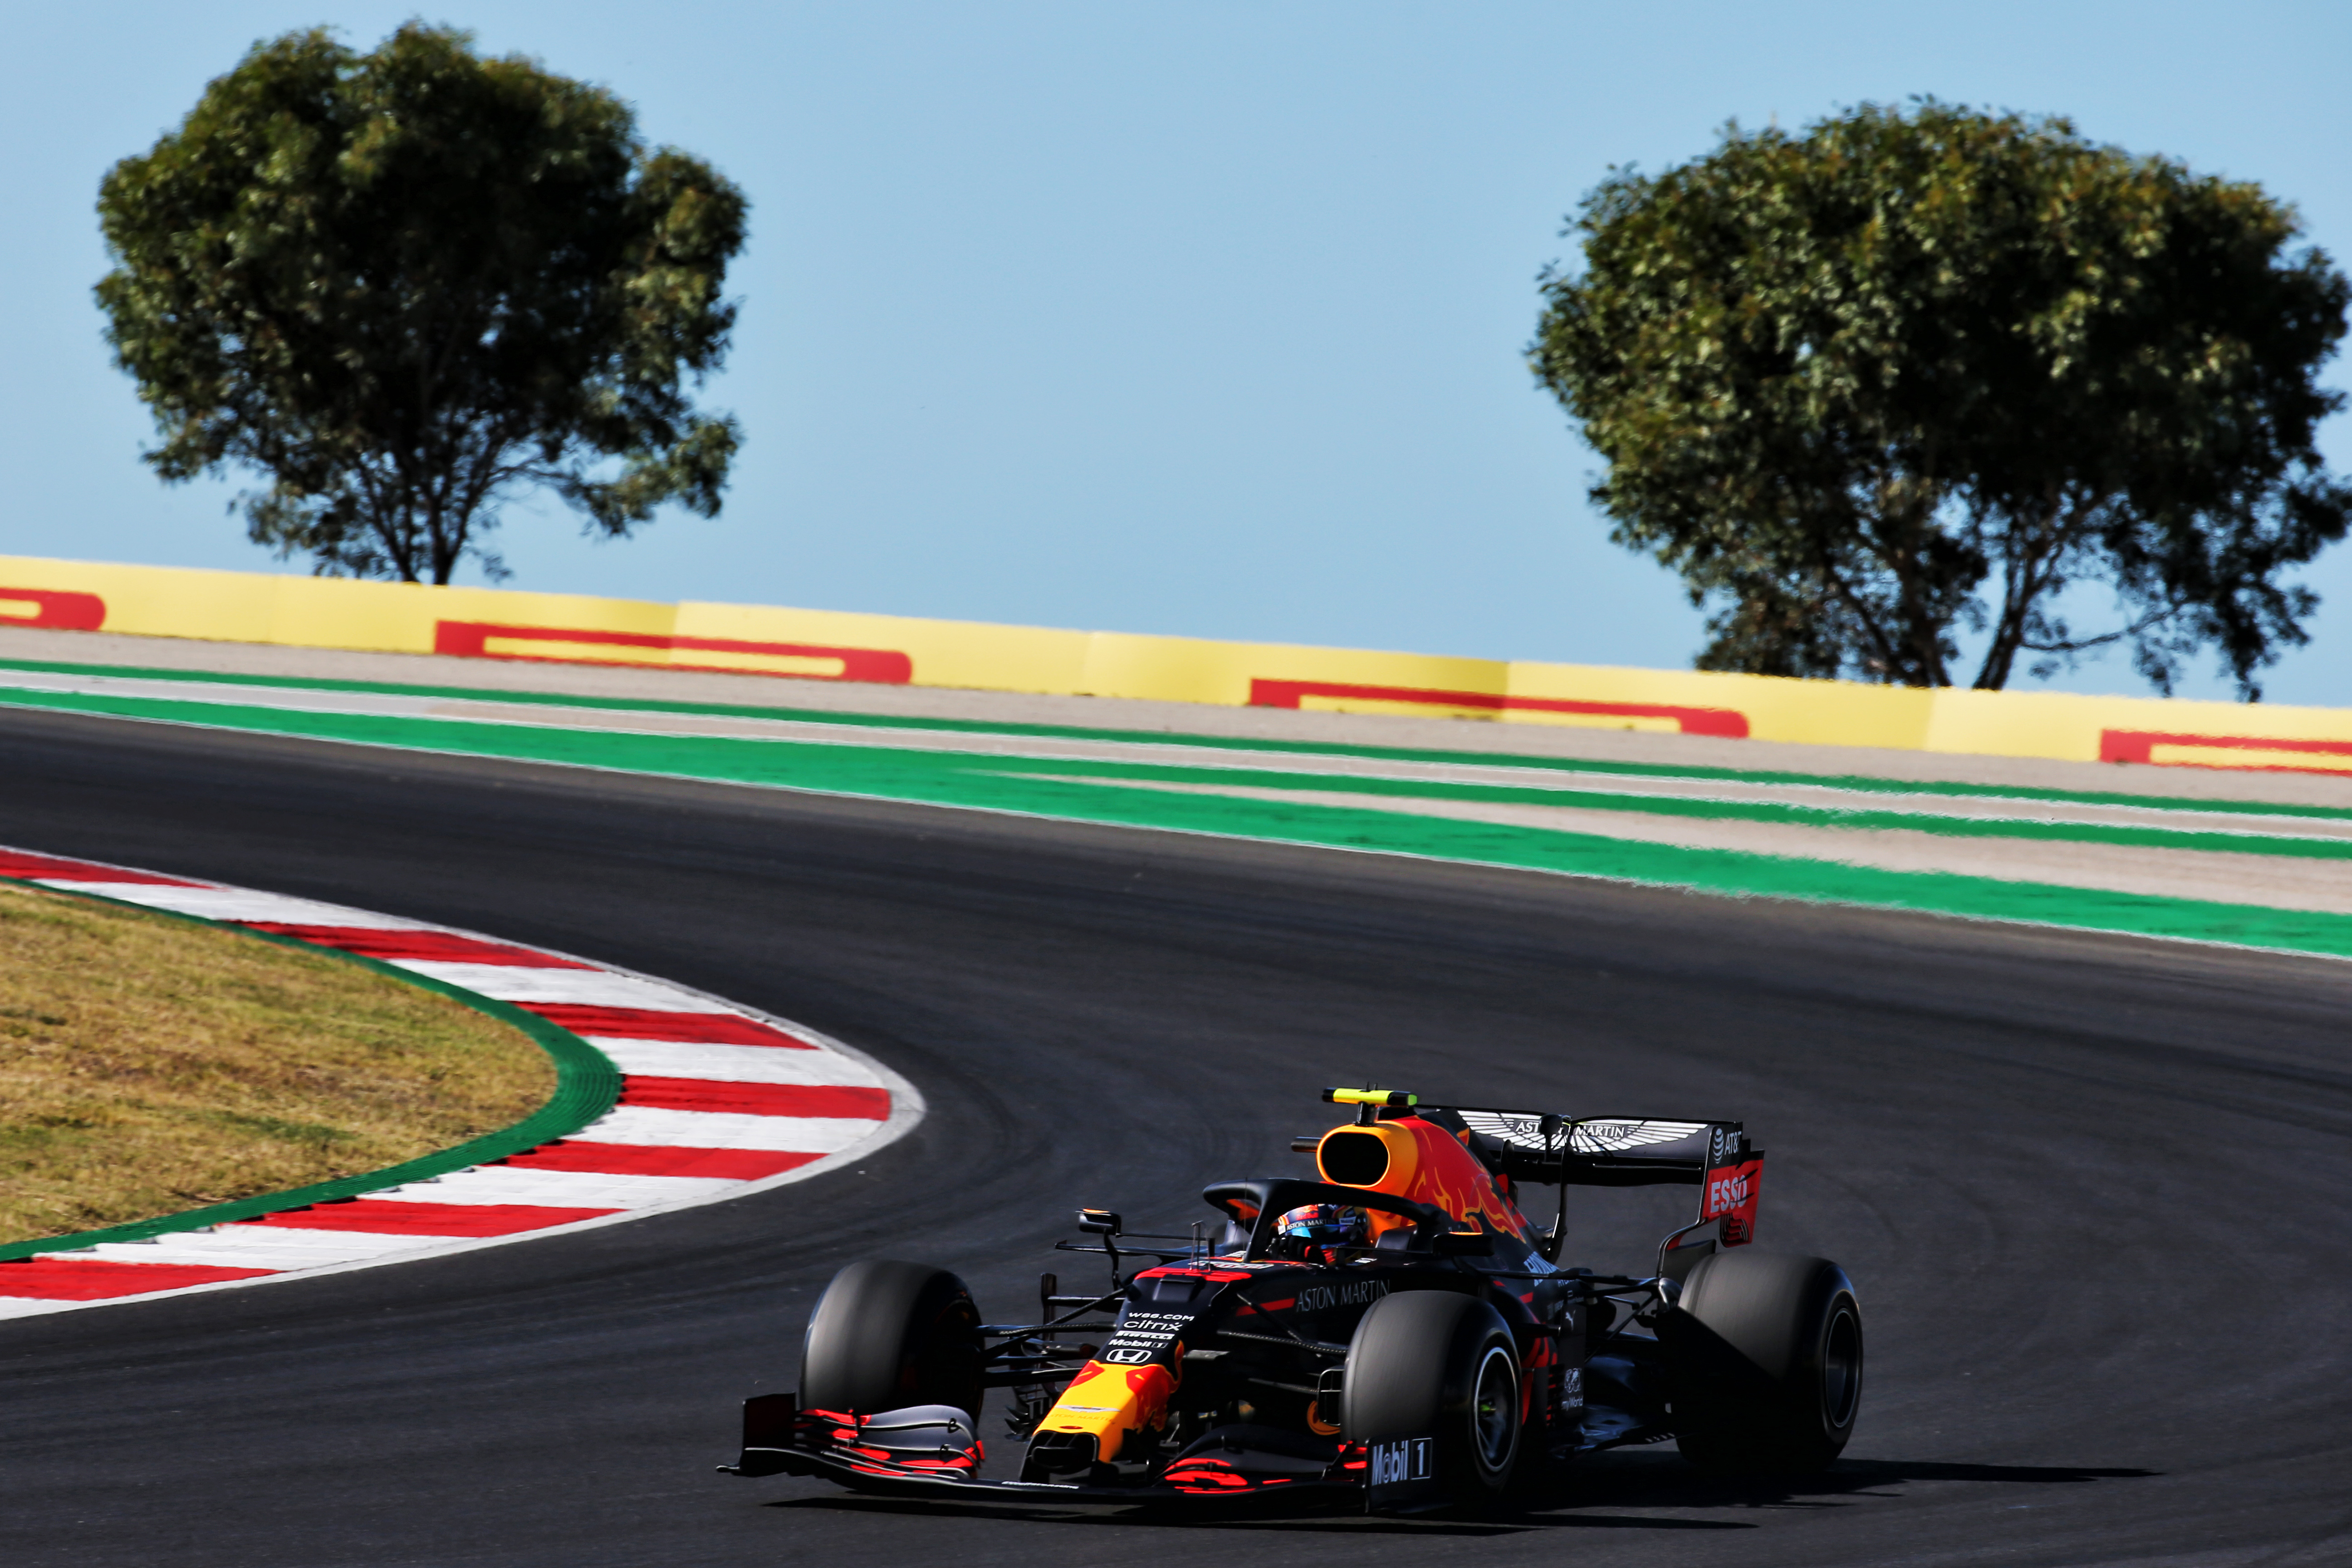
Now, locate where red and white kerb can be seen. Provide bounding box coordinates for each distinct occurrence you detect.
[0,847,912,1319]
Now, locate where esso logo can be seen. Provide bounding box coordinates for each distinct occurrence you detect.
[1707,1174,1750,1215]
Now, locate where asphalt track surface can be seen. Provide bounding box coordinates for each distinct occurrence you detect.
[0,706,2346,1568]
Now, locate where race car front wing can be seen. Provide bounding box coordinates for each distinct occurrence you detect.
[718,1392,1453,1508]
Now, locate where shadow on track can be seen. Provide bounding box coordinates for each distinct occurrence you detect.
[766,1494,1750,1535]
[762,1456,2157,1536]
[1559,1452,2160,1512]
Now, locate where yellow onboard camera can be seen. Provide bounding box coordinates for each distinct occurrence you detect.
[1322,1086,1416,1125]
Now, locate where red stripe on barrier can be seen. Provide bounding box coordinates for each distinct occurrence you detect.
[1247,678,1750,739]
[497,1141,824,1179]
[0,852,200,885]
[237,926,595,967]
[617,1078,892,1118]
[246,1200,618,1235]
[2101,729,2352,775]
[0,1257,274,1298]
[518,1004,820,1048]
[0,587,105,632]
[432,620,913,686]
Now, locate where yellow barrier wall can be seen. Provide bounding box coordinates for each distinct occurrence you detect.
[4,552,2351,775]
[679,599,1090,693]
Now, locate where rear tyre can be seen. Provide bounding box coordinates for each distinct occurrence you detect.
[1661,1251,1862,1474]
[798,1259,984,1421]
[1343,1290,1522,1513]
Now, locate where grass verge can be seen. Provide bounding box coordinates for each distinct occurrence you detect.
[0,881,553,1245]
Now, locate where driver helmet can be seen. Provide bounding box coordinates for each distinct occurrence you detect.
[1273,1202,1370,1260]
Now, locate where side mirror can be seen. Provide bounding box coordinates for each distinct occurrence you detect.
[1433,1229,1494,1257]
[1077,1208,1122,1236]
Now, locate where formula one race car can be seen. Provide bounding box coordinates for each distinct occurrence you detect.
[722,1087,1862,1513]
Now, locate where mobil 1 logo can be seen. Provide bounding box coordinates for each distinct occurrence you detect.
[1364,1435,1438,1510]
[1099,1310,1190,1366]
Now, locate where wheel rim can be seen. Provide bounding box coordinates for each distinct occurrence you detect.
[1470,1344,1518,1474]
[1820,1304,1862,1428]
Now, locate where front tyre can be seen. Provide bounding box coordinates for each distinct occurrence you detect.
[1343,1290,1522,1513]
[798,1259,984,1421]
[1661,1251,1862,1474]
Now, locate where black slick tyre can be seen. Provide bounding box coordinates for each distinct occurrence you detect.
[798,1259,984,1421]
[1660,1250,1862,1474]
[1343,1289,1522,1513]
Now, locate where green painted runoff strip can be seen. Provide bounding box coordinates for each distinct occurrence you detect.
[8,654,2352,823]
[2,685,2348,965]
[6,679,2352,861]
[0,881,620,1262]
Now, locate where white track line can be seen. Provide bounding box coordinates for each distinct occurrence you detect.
[34,883,438,928]
[369,1169,745,1208]
[381,961,743,1009]
[571,1106,886,1152]
[584,1039,880,1085]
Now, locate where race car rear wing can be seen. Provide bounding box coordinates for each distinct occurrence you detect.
[1435,1107,1749,1189]
[1435,1107,1763,1263]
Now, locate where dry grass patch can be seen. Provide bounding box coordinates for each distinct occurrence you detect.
[0,881,553,1245]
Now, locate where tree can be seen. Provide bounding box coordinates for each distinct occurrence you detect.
[96,24,747,584]
[1529,101,2352,697]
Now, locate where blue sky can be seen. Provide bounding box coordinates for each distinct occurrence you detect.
[4,3,2347,703]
